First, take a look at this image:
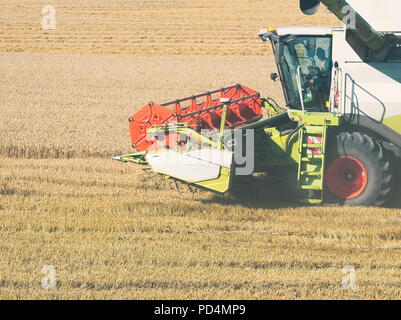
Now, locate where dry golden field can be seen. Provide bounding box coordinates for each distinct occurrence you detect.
[1,1,401,300]
[0,0,339,56]
[0,53,283,159]
[2,157,401,299]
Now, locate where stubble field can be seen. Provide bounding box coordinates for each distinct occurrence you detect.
[0,0,338,55]
[1,1,401,300]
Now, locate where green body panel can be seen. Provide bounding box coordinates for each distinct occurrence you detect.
[263,99,286,117]
[257,127,299,167]
[287,110,341,126]
[195,167,232,193]
[252,110,341,171]
[250,127,291,171]
[250,110,341,204]
[113,152,147,165]
[384,114,401,135]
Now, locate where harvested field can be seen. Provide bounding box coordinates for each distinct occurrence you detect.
[0,53,283,158]
[0,0,339,56]
[1,157,401,299]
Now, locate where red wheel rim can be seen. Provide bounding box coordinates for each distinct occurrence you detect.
[326,156,368,199]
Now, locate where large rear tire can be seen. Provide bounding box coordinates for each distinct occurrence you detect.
[325,132,393,206]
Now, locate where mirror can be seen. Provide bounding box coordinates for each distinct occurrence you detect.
[270,73,279,82]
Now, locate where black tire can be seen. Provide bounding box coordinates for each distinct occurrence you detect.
[385,152,401,207]
[325,132,393,206]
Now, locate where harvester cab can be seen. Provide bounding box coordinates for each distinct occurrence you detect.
[114,0,401,207]
[259,27,333,112]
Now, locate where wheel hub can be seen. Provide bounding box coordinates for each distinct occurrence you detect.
[326,156,368,199]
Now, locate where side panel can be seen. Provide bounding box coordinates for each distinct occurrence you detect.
[331,28,401,141]
[332,28,362,63]
[342,62,401,133]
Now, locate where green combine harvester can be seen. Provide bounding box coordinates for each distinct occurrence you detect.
[114,0,401,207]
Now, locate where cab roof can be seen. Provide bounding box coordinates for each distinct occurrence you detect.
[276,26,339,37]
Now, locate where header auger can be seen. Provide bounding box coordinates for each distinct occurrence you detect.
[115,0,401,207]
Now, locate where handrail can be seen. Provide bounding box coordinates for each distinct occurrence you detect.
[331,65,343,114]
[296,65,305,112]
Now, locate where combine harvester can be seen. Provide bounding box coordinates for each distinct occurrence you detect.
[114,0,401,206]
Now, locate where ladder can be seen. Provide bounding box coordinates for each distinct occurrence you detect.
[297,125,328,204]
